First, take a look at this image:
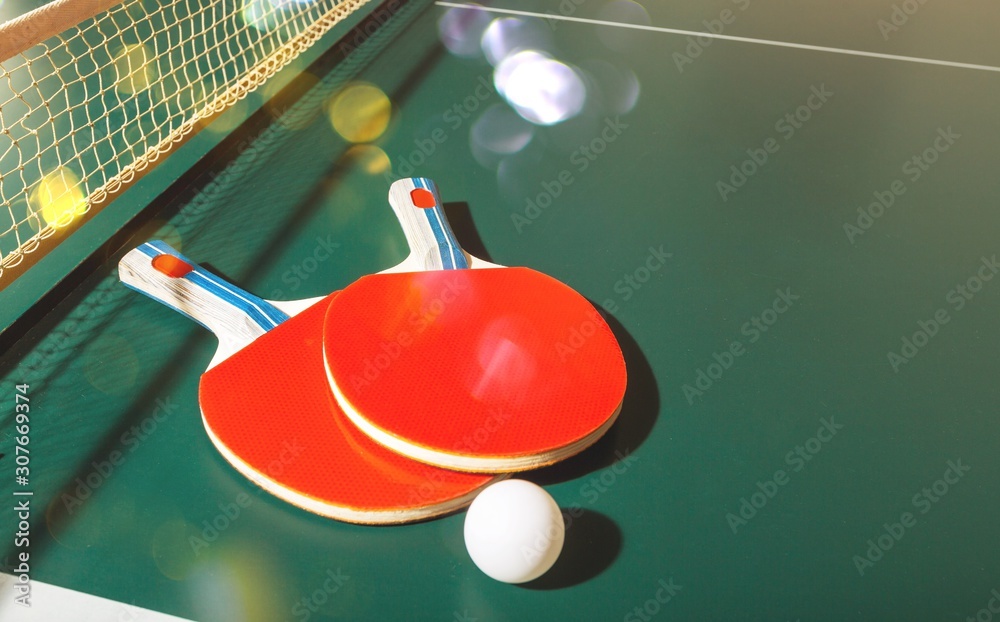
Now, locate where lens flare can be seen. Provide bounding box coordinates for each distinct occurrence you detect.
[469,104,534,169]
[480,17,552,66]
[345,144,391,174]
[469,316,538,407]
[242,0,287,32]
[205,98,249,135]
[112,43,158,95]
[494,52,586,126]
[188,548,286,622]
[30,167,87,228]
[152,519,202,580]
[438,4,493,58]
[327,83,391,143]
[581,60,641,115]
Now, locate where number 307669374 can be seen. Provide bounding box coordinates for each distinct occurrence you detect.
[14,384,30,487]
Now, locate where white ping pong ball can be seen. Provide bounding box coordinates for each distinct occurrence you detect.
[464,479,565,583]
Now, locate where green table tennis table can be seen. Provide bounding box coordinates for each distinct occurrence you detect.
[2,0,999,620]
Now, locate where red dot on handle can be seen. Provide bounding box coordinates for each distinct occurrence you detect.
[410,188,436,208]
[152,254,193,278]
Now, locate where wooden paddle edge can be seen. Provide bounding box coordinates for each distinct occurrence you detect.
[201,412,502,524]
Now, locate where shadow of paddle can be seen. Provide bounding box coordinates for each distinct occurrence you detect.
[520,510,622,590]
[527,309,660,486]
[443,201,493,263]
[443,201,661,484]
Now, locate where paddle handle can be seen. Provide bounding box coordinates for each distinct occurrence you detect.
[387,178,470,271]
[118,241,289,365]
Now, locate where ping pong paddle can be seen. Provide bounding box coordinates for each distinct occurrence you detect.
[118,240,497,524]
[323,178,627,472]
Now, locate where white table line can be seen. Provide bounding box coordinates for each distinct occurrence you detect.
[435,2,1000,74]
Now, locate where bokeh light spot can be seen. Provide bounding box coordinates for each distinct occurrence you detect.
[30,167,87,228]
[112,43,158,95]
[206,98,249,135]
[438,4,493,58]
[188,548,286,622]
[242,0,286,32]
[581,59,641,115]
[480,17,552,66]
[152,519,202,580]
[494,52,586,125]
[470,104,534,169]
[327,83,391,143]
[345,144,391,174]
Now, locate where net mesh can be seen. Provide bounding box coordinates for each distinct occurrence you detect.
[0,0,372,280]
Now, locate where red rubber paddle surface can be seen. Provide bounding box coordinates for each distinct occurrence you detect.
[199,295,493,520]
[323,268,627,462]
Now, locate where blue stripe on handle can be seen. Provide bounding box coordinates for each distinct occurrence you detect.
[414,178,469,270]
[137,242,289,331]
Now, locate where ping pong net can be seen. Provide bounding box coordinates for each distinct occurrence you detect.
[0,0,373,286]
